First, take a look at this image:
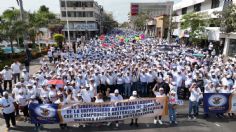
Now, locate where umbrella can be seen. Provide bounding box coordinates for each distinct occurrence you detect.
[193,54,205,57]
[48,80,64,85]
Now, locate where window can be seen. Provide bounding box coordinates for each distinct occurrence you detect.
[194,3,201,12]
[61,11,66,17]
[211,0,220,9]
[61,1,65,7]
[182,7,187,15]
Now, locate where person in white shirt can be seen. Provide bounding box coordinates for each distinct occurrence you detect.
[152,86,166,125]
[184,73,193,99]
[129,91,139,127]
[11,61,21,83]
[95,93,104,103]
[21,69,29,81]
[116,73,124,96]
[80,85,93,103]
[106,71,115,92]
[1,66,13,91]
[146,70,155,96]
[47,50,53,63]
[188,83,202,120]
[106,89,123,127]
[139,70,148,96]
[16,90,29,121]
[124,72,132,97]
[0,91,16,128]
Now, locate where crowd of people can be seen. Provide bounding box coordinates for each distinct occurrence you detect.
[0,30,236,130]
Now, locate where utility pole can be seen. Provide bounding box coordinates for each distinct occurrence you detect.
[167,3,173,44]
[65,0,71,44]
[17,0,30,59]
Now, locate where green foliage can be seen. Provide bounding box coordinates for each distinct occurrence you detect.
[0,5,62,51]
[133,13,149,31]
[53,34,64,44]
[214,4,236,33]
[103,13,118,34]
[120,22,129,28]
[181,12,209,45]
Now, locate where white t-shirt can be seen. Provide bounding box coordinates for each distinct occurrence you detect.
[80,89,93,103]
[189,88,202,102]
[0,97,15,114]
[11,63,21,74]
[16,95,28,107]
[1,69,12,80]
[109,94,123,102]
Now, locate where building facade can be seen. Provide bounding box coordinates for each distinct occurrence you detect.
[172,0,225,40]
[129,2,174,38]
[59,0,104,41]
[172,0,236,56]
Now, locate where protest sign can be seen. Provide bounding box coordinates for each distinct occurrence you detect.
[203,93,230,113]
[29,97,168,124]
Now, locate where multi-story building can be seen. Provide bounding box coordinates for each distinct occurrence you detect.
[172,0,236,56]
[59,0,104,41]
[130,1,174,37]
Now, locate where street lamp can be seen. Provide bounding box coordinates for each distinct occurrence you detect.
[65,0,71,44]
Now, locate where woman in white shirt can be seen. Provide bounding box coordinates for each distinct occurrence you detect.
[152,86,166,125]
[188,83,202,120]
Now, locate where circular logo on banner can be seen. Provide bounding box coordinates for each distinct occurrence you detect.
[208,94,227,107]
[35,104,56,118]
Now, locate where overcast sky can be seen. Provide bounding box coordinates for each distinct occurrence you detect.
[0,0,180,23]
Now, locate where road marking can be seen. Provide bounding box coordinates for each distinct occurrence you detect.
[215,123,221,127]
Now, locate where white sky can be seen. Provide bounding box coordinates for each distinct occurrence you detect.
[0,0,180,23]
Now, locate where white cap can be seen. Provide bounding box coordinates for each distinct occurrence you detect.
[15,82,22,86]
[159,88,164,91]
[3,91,8,96]
[132,91,137,96]
[114,89,119,94]
[77,93,82,97]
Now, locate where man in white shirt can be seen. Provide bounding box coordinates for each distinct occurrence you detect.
[1,66,13,91]
[106,89,123,127]
[139,70,147,96]
[0,92,16,129]
[124,72,132,97]
[80,85,93,103]
[11,61,21,84]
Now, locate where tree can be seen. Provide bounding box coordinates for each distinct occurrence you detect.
[103,13,118,34]
[181,12,209,46]
[214,4,236,33]
[133,13,149,31]
[120,22,129,28]
[0,9,26,54]
[53,34,64,49]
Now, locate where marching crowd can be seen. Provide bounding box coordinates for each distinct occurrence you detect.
[0,30,236,130]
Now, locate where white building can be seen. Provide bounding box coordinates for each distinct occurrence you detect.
[59,0,104,41]
[172,0,236,57]
[172,0,226,41]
